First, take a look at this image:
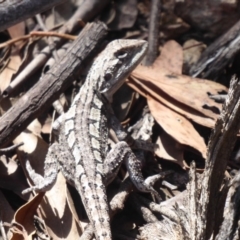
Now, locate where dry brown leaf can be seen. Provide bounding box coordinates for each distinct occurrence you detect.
[113,84,137,121]
[15,126,49,178]
[45,2,73,30]
[0,155,29,198]
[0,190,15,235]
[0,50,22,92]
[183,39,206,73]
[7,22,25,40]
[128,40,223,128]
[39,172,82,239]
[160,12,190,39]
[19,153,81,239]
[155,131,185,168]
[66,186,83,228]
[7,22,26,49]
[128,76,215,128]
[154,40,183,74]
[15,121,81,239]
[126,39,224,165]
[10,192,45,240]
[0,22,25,94]
[27,119,43,137]
[148,97,207,158]
[41,115,53,135]
[131,65,227,125]
[108,0,138,30]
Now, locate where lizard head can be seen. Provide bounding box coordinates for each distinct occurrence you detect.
[96,39,148,102]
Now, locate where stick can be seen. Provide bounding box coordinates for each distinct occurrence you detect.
[143,0,161,66]
[0,22,108,147]
[0,0,65,32]
[190,20,240,79]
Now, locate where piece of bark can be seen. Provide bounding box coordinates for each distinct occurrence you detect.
[174,0,240,39]
[60,0,111,34]
[2,0,111,99]
[203,76,240,238]
[159,76,240,239]
[190,20,240,79]
[190,76,240,239]
[138,220,182,240]
[0,21,108,147]
[215,173,240,240]
[0,0,66,32]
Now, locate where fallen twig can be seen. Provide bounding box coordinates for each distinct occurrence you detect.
[0,31,77,50]
[0,22,108,147]
[190,20,240,79]
[0,0,65,32]
[143,0,161,66]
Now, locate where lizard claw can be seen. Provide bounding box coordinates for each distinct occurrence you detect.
[22,187,34,195]
[145,171,173,202]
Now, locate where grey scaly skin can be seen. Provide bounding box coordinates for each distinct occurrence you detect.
[23,39,160,240]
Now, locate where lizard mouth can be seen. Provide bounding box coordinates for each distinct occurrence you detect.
[99,83,110,94]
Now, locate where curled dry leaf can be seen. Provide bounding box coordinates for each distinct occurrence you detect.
[40,115,53,135]
[130,65,227,127]
[0,155,29,199]
[155,131,185,169]
[148,97,207,158]
[127,76,216,128]
[7,22,26,49]
[18,171,81,239]
[15,120,49,178]
[107,0,138,30]
[160,13,190,39]
[9,192,45,240]
[174,0,240,37]
[15,122,81,239]
[0,50,22,92]
[132,66,228,121]
[183,39,206,74]
[0,22,25,93]
[154,40,183,74]
[112,84,137,121]
[38,172,82,239]
[130,39,227,127]
[0,190,15,235]
[127,40,225,164]
[65,186,84,230]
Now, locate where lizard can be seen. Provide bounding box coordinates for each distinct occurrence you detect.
[23,39,160,240]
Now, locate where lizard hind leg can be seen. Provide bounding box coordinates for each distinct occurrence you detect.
[103,141,161,200]
[22,143,59,194]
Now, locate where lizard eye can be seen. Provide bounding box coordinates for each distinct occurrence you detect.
[115,50,127,59]
[104,73,112,81]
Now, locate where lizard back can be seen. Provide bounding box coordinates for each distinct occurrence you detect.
[63,39,148,240]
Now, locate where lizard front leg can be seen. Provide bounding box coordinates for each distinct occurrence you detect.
[103,141,160,199]
[22,143,59,194]
[110,115,156,151]
[100,93,157,152]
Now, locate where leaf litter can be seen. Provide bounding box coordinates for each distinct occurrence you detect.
[0,1,235,239]
[128,40,227,167]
